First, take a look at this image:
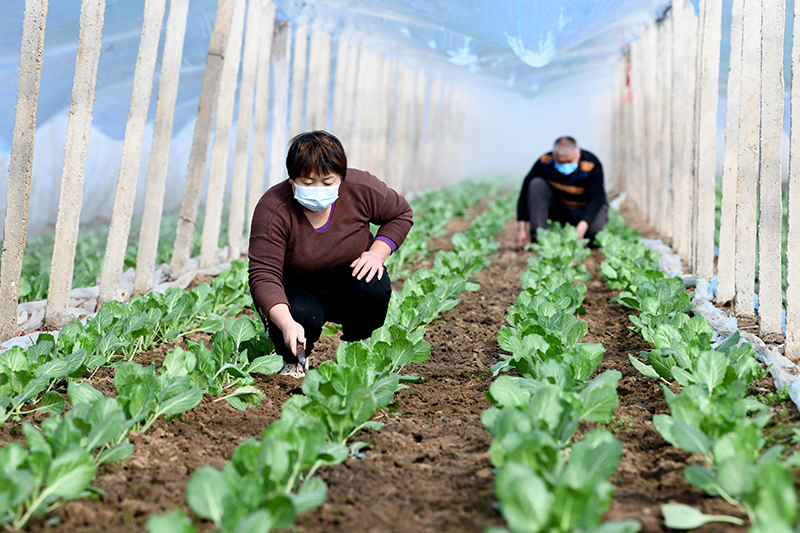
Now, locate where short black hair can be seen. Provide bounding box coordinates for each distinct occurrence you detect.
[286,130,348,181]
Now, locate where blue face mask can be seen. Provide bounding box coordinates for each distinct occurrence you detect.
[293,182,339,211]
[555,162,579,175]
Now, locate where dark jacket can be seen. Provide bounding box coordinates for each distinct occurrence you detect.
[517,149,606,224]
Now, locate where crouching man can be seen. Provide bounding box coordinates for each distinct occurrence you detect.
[515,136,608,251]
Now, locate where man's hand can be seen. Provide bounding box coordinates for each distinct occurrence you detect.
[576,220,589,240]
[350,250,385,282]
[516,221,528,252]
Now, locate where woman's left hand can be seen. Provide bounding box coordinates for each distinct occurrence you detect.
[350,251,384,282]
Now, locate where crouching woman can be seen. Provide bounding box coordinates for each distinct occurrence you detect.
[248,131,413,376]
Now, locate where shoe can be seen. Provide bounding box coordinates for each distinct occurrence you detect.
[279,361,307,378]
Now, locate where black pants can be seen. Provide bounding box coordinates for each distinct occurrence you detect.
[526,177,608,243]
[260,264,392,363]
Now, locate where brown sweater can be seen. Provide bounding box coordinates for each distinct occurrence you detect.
[248,169,413,315]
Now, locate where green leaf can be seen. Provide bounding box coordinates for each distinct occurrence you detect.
[683,465,720,496]
[228,316,258,350]
[628,355,660,379]
[186,466,229,525]
[693,350,726,394]
[487,376,530,408]
[163,347,196,378]
[223,386,264,411]
[230,510,271,533]
[321,324,339,336]
[495,463,553,532]
[146,510,199,533]
[97,441,134,464]
[158,387,203,417]
[42,448,97,503]
[291,477,328,514]
[586,520,642,533]
[670,421,711,457]
[247,355,284,375]
[39,392,65,417]
[661,504,744,529]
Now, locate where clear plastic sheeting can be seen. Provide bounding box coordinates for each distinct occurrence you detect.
[0,0,695,238]
[276,0,680,92]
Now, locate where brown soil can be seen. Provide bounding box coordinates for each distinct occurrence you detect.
[3,205,791,533]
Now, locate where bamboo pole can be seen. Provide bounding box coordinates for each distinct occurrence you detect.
[227,0,264,261]
[267,20,292,188]
[757,0,786,339]
[717,0,745,305]
[678,2,698,261]
[133,0,190,296]
[659,17,673,240]
[785,2,800,363]
[0,0,49,341]
[376,58,396,182]
[44,0,106,329]
[691,0,722,280]
[734,0,762,317]
[411,70,427,194]
[169,0,235,280]
[306,26,331,132]
[788,0,800,361]
[331,35,350,137]
[645,24,659,225]
[289,23,308,136]
[199,0,246,269]
[422,75,443,189]
[390,64,412,193]
[98,0,167,305]
[246,2,276,229]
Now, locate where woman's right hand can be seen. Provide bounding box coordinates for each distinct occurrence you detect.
[268,303,306,356]
[282,320,306,356]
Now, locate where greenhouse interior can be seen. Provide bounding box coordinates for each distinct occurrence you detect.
[2,0,800,532]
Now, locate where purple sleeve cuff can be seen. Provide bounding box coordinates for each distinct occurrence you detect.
[375,236,398,253]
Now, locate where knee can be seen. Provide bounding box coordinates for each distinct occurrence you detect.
[350,274,391,308]
[527,178,552,203]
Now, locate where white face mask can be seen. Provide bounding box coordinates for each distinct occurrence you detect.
[293,182,339,211]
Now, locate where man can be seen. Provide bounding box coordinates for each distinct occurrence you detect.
[516,136,608,251]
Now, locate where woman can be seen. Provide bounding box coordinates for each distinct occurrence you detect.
[248,131,413,377]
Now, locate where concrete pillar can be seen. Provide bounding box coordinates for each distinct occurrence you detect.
[267,20,292,188]
[757,0,786,339]
[98,0,167,306]
[289,24,308,136]
[734,0,762,317]
[305,26,331,132]
[228,0,264,261]
[717,0,745,305]
[659,17,673,239]
[169,0,234,280]
[45,0,106,329]
[788,0,800,361]
[691,0,722,280]
[246,2,276,229]
[670,1,684,243]
[133,0,190,296]
[199,0,246,270]
[0,0,48,341]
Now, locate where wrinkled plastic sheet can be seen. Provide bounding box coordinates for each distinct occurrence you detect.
[640,238,800,411]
